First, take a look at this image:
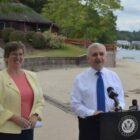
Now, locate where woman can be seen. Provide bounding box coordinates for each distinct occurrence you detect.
[0,41,44,140]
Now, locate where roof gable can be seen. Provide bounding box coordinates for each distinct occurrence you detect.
[0,2,57,27]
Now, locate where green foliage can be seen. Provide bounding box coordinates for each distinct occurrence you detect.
[84,0,122,12]
[0,30,2,38]
[20,0,48,13]
[9,30,26,42]
[117,31,140,41]
[0,2,31,14]
[43,31,65,49]
[25,31,36,43]
[42,0,122,43]
[49,34,63,49]
[81,8,100,41]
[0,0,16,2]
[32,32,46,49]
[2,27,15,42]
[97,11,117,43]
[27,44,86,57]
[42,0,86,38]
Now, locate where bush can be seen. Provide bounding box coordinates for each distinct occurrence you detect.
[43,31,51,47]
[0,30,2,38]
[49,34,60,49]
[2,27,15,42]
[25,31,36,43]
[32,32,46,49]
[43,31,65,49]
[9,30,26,42]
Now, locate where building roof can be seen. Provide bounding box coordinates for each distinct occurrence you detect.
[0,2,58,29]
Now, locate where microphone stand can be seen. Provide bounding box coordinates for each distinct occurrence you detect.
[114,101,122,112]
[114,105,122,112]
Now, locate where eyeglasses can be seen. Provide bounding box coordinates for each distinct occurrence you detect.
[91,52,105,57]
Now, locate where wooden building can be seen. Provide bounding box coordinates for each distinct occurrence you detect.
[0,3,59,32]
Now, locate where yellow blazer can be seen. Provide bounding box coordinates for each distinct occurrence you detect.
[0,69,45,134]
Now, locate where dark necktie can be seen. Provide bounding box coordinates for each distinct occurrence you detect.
[96,71,105,112]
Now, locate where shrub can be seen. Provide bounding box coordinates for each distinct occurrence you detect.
[2,27,15,42]
[32,32,46,49]
[25,31,36,43]
[0,30,2,38]
[43,31,65,49]
[43,31,51,47]
[9,30,26,42]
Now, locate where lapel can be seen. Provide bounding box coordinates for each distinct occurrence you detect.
[3,69,20,94]
[3,69,36,97]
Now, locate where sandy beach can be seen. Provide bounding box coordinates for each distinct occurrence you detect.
[35,59,140,140]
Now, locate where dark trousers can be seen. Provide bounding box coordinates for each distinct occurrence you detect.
[0,129,34,140]
[78,116,100,140]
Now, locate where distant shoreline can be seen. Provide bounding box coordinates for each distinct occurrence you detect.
[116,49,140,62]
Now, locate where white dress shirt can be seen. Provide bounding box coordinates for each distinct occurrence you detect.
[71,67,125,118]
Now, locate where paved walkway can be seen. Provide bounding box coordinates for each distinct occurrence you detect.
[34,102,78,140]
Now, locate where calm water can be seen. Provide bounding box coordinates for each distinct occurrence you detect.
[116,49,140,62]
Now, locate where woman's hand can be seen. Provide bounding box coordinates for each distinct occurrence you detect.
[28,114,39,128]
[9,115,31,129]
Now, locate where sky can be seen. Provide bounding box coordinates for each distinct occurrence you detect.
[115,0,140,31]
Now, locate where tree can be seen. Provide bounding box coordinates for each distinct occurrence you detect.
[42,0,122,43]
[42,0,86,36]
[97,11,117,43]
[117,30,140,41]
[0,1,28,13]
[20,0,48,13]
[0,0,47,13]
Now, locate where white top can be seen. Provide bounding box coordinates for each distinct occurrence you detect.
[71,67,125,118]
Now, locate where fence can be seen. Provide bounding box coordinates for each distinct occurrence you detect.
[64,38,116,51]
[64,38,91,47]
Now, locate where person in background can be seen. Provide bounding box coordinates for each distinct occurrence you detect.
[71,43,125,140]
[0,41,44,140]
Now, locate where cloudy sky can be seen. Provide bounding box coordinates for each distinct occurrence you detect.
[115,0,140,31]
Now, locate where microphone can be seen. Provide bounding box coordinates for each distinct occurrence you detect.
[107,87,122,112]
[129,99,139,111]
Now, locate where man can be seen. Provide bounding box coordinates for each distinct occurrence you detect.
[70,43,125,140]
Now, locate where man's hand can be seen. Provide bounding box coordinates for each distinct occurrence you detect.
[94,111,104,116]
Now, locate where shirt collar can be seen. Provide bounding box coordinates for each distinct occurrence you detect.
[89,67,105,76]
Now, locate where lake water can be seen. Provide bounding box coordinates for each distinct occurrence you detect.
[116,49,140,62]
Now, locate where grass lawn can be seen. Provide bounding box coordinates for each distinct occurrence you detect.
[26,44,87,57]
